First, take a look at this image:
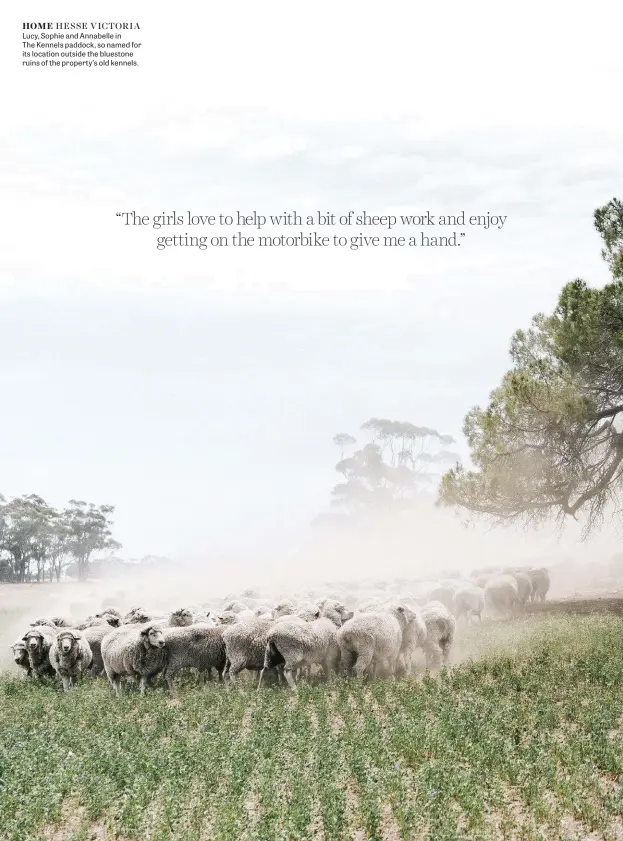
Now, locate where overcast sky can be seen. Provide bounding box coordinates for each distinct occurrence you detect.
[1,1,622,562]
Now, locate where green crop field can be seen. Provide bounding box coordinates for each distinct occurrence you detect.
[1,615,622,841]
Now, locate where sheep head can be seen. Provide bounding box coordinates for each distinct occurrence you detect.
[335,603,353,623]
[95,611,121,627]
[57,630,81,655]
[140,625,165,649]
[124,607,151,624]
[99,606,121,618]
[319,606,343,627]
[390,602,418,629]
[215,610,238,625]
[170,608,193,626]
[24,630,45,652]
[11,641,28,664]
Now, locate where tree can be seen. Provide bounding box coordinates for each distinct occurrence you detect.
[61,500,121,582]
[329,418,458,515]
[438,198,623,536]
[333,433,357,459]
[595,198,623,279]
[0,494,121,583]
[0,495,57,582]
[47,516,72,582]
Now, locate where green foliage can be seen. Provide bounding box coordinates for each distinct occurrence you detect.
[439,199,623,534]
[594,197,623,279]
[62,501,121,582]
[0,496,120,583]
[1,616,622,840]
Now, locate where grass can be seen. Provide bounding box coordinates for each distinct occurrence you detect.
[1,615,622,841]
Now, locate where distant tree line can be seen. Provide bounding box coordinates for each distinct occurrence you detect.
[0,495,120,583]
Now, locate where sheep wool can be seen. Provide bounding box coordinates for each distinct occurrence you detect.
[49,629,93,691]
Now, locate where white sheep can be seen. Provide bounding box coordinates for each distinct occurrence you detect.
[223,616,276,685]
[258,603,352,691]
[512,572,533,611]
[101,623,167,696]
[9,639,31,676]
[29,615,74,629]
[223,606,319,686]
[214,610,239,626]
[484,574,520,620]
[453,584,485,624]
[49,629,93,691]
[420,601,456,671]
[221,600,248,614]
[529,567,550,602]
[425,584,456,613]
[161,624,226,691]
[397,609,428,676]
[337,602,418,679]
[77,613,120,631]
[22,626,57,679]
[82,622,117,675]
[167,607,215,627]
[272,599,296,619]
[122,606,154,624]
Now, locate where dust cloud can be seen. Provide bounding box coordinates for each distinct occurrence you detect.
[2,499,622,670]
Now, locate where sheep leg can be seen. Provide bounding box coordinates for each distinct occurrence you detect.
[139,676,148,696]
[325,650,339,679]
[283,666,298,691]
[61,675,71,692]
[396,653,408,677]
[354,651,373,679]
[425,646,441,672]
[257,667,267,692]
[340,649,355,676]
[387,655,399,679]
[226,663,243,689]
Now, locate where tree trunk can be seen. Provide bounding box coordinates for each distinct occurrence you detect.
[77,555,90,582]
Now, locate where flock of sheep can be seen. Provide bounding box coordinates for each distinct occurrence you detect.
[8,566,550,695]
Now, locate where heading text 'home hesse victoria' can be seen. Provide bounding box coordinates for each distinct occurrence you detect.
[22,22,141,31]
